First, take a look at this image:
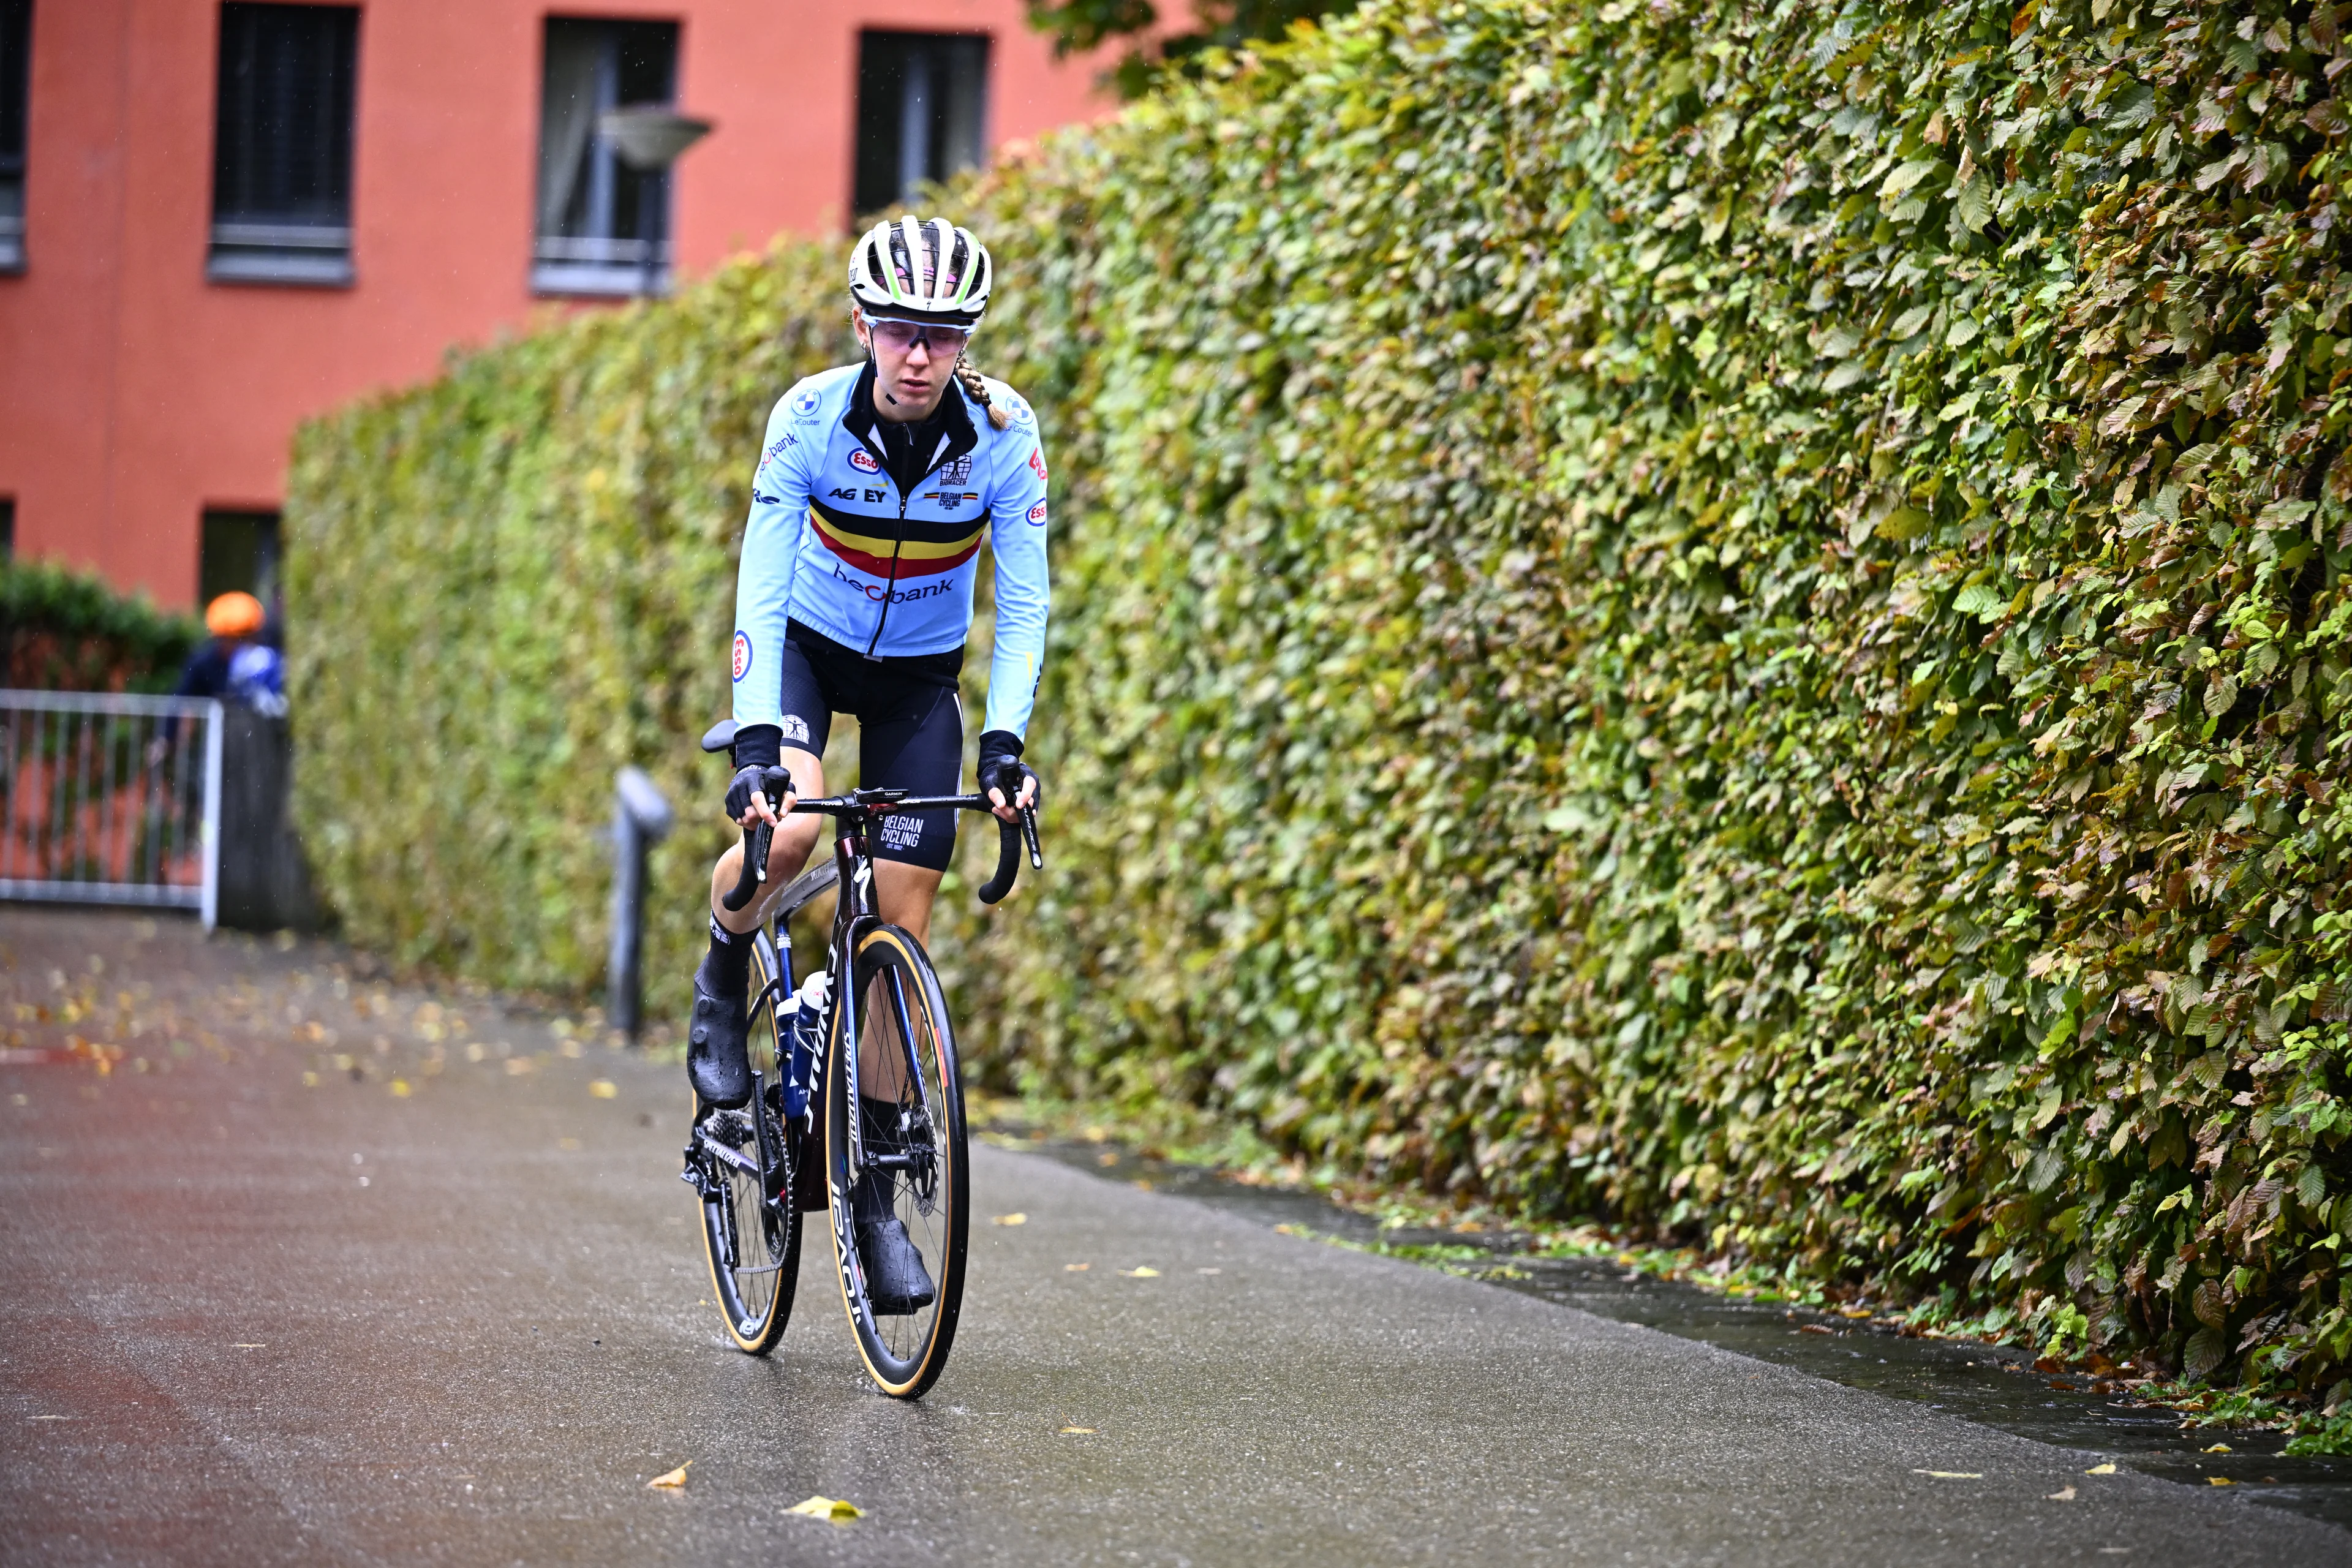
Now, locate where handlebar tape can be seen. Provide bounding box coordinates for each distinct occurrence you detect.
[976,816,1022,905]
[720,821,772,912]
[977,807,1041,905]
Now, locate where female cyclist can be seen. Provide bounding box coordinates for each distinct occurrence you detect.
[684,216,1046,1313]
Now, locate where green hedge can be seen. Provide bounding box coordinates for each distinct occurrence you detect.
[292,0,2352,1397]
[1,559,200,692]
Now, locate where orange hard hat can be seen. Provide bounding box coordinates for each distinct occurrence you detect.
[205,591,266,638]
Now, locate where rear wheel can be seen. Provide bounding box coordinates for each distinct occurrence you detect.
[694,929,799,1354]
[824,924,968,1398]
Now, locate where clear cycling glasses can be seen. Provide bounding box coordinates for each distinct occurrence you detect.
[867,317,971,357]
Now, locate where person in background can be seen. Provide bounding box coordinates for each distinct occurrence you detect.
[175,591,287,717]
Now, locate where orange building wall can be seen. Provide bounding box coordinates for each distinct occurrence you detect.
[0,0,1112,606]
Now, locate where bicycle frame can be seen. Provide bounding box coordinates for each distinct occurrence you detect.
[763,786,1022,1186]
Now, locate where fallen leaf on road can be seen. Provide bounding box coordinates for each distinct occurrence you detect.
[2085,1463,2117,1474]
[2202,1443,2231,1453]
[1797,1324,1834,1335]
[1059,1426,1095,1435]
[590,1080,617,1099]
[558,1137,581,1151]
[1911,1470,1983,1479]
[1095,1151,1117,1166]
[2048,1485,2077,1501]
[390,1079,412,1098]
[1838,1306,1872,1319]
[787,1495,861,1521]
[232,1343,265,1349]
[1063,1262,1090,1272]
[1197,1267,1222,1275]
[1118,1266,1160,1278]
[2209,1477,2236,1487]
[647,1462,692,1490]
[993,1213,1027,1226]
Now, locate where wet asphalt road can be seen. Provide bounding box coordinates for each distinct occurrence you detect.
[3,911,2348,1566]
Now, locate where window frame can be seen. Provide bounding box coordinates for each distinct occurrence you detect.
[852,30,991,221]
[530,16,680,300]
[0,0,31,275]
[206,1,362,289]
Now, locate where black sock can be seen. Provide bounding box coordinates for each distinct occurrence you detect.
[703,916,752,995]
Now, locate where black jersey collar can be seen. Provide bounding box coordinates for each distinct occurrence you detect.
[842,359,979,492]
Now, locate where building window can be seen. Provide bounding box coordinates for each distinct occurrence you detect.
[209,3,360,287]
[0,496,14,560]
[534,18,678,298]
[854,32,989,219]
[200,510,282,617]
[0,0,29,273]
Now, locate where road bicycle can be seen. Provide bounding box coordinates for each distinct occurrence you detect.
[679,718,1039,1399]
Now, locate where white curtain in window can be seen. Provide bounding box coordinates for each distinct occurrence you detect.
[537,24,603,238]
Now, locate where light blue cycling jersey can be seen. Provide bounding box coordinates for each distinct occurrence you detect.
[730,361,1051,740]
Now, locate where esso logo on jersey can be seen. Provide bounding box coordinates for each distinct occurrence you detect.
[849,450,880,474]
[1027,448,1048,483]
[731,631,752,682]
[1026,500,1048,526]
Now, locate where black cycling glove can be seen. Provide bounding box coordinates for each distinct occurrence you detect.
[725,764,793,824]
[976,729,1041,812]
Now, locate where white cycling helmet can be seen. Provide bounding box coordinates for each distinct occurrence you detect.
[848,216,992,326]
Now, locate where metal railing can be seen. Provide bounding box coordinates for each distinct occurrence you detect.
[0,690,222,925]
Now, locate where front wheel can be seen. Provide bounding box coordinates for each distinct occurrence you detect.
[824,924,969,1398]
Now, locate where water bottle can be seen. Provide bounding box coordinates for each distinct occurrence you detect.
[782,970,831,1121]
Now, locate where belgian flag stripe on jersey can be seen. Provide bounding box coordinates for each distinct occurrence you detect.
[807,501,985,579]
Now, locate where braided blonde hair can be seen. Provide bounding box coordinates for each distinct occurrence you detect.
[954,355,1013,431]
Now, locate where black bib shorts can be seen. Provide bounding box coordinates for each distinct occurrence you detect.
[772,619,964,873]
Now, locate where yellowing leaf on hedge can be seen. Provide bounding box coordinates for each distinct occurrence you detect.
[788,1495,862,1521]
[647,1461,691,1490]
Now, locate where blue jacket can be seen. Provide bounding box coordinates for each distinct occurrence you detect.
[731,361,1051,740]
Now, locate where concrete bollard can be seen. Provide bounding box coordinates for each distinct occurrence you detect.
[607,766,675,1041]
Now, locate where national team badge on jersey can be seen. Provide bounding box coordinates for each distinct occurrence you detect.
[1027,500,1048,526]
[731,631,752,682]
[1027,448,1048,483]
[940,455,973,486]
[850,449,880,474]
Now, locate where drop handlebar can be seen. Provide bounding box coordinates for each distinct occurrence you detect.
[720,785,1042,913]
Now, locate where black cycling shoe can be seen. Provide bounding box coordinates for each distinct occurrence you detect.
[685,956,753,1110]
[853,1169,936,1315]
